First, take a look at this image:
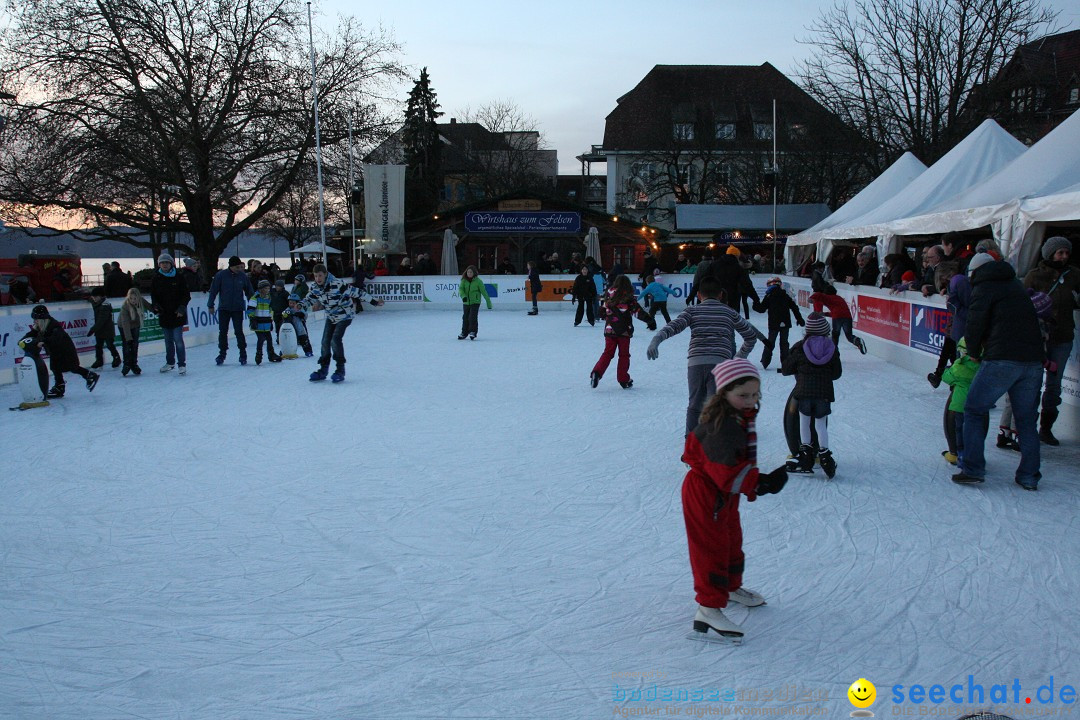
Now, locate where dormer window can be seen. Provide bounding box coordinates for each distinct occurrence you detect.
[715,123,735,140]
[673,123,694,141]
[1070,87,1079,105]
[754,122,773,140]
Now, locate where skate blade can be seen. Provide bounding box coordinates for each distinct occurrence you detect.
[688,621,743,645]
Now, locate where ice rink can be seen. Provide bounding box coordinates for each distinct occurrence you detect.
[2,308,1078,719]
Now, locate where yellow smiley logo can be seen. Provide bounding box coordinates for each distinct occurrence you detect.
[848,678,876,708]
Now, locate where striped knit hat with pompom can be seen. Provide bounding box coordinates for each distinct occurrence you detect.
[804,312,831,336]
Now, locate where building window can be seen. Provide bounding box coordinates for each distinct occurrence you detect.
[715,123,735,140]
[673,123,694,141]
[1070,87,1079,105]
[754,123,773,140]
[707,160,731,187]
[475,246,497,272]
[788,123,807,139]
[613,246,634,269]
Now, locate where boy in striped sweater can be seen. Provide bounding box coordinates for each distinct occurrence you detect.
[647,276,759,435]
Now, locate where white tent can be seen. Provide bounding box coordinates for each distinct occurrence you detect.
[289,242,342,255]
[784,151,927,272]
[876,108,1080,271]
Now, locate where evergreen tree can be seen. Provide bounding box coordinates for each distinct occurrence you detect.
[401,68,443,216]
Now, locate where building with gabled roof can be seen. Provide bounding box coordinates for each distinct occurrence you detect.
[963,29,1080,145]
[593,63,865,231]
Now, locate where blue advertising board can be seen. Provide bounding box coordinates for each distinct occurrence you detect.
[465,212,581,233]
[909,303,951,355]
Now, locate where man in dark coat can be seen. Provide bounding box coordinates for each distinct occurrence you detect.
[954,254,1046,489]
[19,304,99,397]
[104,262,133,298]
[208,255,254,365]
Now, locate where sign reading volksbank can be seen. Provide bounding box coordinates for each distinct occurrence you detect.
[465,212,581,233]
[366,281,425,303]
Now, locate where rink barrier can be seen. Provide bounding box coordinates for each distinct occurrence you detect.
[0,276,771,385]
[0,292,325,385]
[782,276,1080,440]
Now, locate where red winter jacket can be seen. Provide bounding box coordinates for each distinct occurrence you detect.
[682,414,763,506]
[810,291,852,320]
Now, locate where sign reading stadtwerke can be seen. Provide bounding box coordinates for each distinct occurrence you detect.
[465,212,581,233]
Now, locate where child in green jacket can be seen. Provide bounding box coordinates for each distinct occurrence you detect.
[941,338,979,465]
[458,265,492,340]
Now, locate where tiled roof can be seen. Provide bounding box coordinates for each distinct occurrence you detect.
[601,63,850,151]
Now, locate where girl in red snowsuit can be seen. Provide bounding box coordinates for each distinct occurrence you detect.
[682,358,789,642]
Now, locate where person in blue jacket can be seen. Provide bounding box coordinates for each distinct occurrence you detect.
[639,272,673,323]
[208,255,255,365]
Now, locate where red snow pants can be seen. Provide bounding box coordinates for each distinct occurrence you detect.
[682,471,745,608]
[593,336,631,383]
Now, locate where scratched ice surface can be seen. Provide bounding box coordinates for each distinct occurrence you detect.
[2,309,1077,719]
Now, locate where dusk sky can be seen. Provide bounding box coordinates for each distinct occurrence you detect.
[323,0,1080,173]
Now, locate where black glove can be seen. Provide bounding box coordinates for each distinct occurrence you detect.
[756,466,789,495]
[797,318,805,327]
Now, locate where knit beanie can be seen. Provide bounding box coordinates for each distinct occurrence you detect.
[804,312,831,336]
[901,271,916,283]
[228,255,243,267]
[157,252,174,264]
[726,245,741,256]
[711,358,760,390]
[766,276,782,287]
[967,252,995,276]
[257,279,270,289]
[1041,236,1072,261]
[182,257,197,268]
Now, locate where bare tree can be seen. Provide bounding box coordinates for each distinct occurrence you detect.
[455,101,556,198]
[0,0,406,270]
[797,0,1057,168]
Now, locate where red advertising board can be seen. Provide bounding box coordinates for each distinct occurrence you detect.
[855,294,911,345]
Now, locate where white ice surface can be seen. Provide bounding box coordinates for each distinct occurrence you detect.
[2,309,1078,719]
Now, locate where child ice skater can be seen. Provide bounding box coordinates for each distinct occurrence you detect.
[639,272,673,324]
[282,293,314,357]
[809,283,866,354]
[754,277,804,370]
[781,312,843,478]
[941,338,979,466]
[118,288,145,376]
[19,304,99,397]
[646,276,758,435]
[682,359,788,643]
[591,275,656,389]
[87,287,121,369]
[570,264,597,326]
[247,279,282,364]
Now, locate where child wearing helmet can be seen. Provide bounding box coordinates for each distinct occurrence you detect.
[282,293,313,357]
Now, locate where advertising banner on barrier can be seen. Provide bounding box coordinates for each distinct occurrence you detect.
[365,280,426,303]
[855,294,911,345]
[909,303,951,355]
[420,278,525,304]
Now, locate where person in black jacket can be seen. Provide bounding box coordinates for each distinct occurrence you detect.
[953,254,1046,489]
[104,262,133,298]
[526,260,542,315]
[754,277,804,370]
[847,249,880,286]
[19,304,99,397]
[87,287,121,369]
[571,264,597,326]
[150,253,192,375]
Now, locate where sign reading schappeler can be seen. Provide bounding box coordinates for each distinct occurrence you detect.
[465,212,581,233]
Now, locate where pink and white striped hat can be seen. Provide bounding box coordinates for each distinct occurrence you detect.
[711,358,760,390]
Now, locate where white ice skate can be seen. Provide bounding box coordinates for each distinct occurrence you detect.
[687,605,743,645]
[160,364,175,373]
[728,587,766,607]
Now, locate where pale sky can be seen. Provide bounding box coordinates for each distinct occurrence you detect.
[320,0,1080,173]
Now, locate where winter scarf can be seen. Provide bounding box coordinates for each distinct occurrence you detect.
[157,267,177,278]
[740,407,757,469]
